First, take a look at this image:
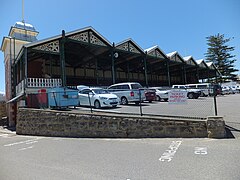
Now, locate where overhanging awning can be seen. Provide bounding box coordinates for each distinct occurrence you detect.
[7,93,24,104]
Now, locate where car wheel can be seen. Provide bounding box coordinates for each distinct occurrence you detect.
[156,95,161,101]
[121,97,128,105]
[164,99,168,102]
[94,100,101,109]
[188,93,194,99]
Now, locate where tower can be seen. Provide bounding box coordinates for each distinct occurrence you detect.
[1,21,38,126]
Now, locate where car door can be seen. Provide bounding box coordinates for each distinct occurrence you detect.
[79,89,92,106]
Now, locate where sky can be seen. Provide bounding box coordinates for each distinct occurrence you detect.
[0,0,240,93]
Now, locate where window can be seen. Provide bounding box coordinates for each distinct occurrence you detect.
[121,85,130,90]
[80,89,92,94]
[131,83,142,89]
[93,89,109,94]
[198,85,207,88]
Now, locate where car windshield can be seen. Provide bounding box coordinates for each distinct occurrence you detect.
[92,89,110,94]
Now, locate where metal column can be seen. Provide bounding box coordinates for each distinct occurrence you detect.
[166,61,171,86]
[144,53,148,87]
[95,59,99,85]
[111,43,115,84]
[60,30,66,86]
[24,48,28,87]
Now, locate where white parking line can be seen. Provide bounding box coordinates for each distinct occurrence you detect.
[0,134,9,138]
[19,146,33,151]
[159,141,182,162]
[4,138,43,147]
[4,139,35,147]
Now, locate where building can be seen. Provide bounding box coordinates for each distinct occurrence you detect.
[1,21,220,126]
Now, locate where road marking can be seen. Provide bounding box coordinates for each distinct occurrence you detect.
[0,134,9,137]
[19,146,33,151]
[194,147,207,155]
[159,141,182,162]
[4,138,42,147]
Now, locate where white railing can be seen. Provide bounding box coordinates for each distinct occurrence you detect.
[15,78,62,95]
[16,79,25,96]
[27,78,62,88]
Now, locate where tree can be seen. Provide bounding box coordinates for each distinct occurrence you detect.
[205,33,238,82]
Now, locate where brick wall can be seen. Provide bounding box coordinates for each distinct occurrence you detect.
[16,108,225,138]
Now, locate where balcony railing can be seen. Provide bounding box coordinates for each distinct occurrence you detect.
[27,78,62,88]
[16,78,62,96]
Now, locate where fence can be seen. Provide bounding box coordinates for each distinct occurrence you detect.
[24,88,221,119]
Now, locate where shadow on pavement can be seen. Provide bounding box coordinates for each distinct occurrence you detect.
[225,125,240,139]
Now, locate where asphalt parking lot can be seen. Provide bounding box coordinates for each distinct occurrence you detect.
[0,132,239,180]
[75,93,240,120]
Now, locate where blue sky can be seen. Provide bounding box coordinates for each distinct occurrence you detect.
[0,0,240,93]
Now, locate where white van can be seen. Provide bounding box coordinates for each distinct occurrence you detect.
[108,82,145,105]
[185,83,211,97]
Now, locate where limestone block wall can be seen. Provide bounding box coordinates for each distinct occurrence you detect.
[16,108,225,138]
[0,102,6,118]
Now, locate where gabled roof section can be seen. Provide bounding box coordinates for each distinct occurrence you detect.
[67,26,112,47]
[145,45,168,59]
[206,62,215,70]
[166,51,177,58]
[115,38,144,54]
[166,51,184,63]
[183,56,198,66]
[24,26,112,48]
[206,62,221,76]
[196,59,208,69]
[23,26,112,54]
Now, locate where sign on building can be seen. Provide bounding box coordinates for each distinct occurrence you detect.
[168,90,187,104]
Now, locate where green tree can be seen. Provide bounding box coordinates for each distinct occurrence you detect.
[205,33,238,82]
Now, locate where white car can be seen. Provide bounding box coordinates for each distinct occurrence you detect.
[78,88,120,108]
[221,86,230,95]
[236,85,240,93]
[150,87,170,102]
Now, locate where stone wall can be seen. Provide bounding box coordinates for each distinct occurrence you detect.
[16,108,226,138]
[0,102,6,120]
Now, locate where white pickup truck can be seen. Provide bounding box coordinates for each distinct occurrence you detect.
[172,85,201,99]
[108,82,146,105]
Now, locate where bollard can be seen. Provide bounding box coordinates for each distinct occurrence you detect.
[88,92,93,113]
[139,89,143,116]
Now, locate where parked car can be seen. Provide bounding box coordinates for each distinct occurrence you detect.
[185,83,210,97]
[107,82,145,105]
[78,87,120,108]
[144,89,156,103]
[172,85,201,99]
[150,87,170,102]
[210,84,222,96]
[236,85,240,93]
[221,86,230,95]
[230,86,238,94]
